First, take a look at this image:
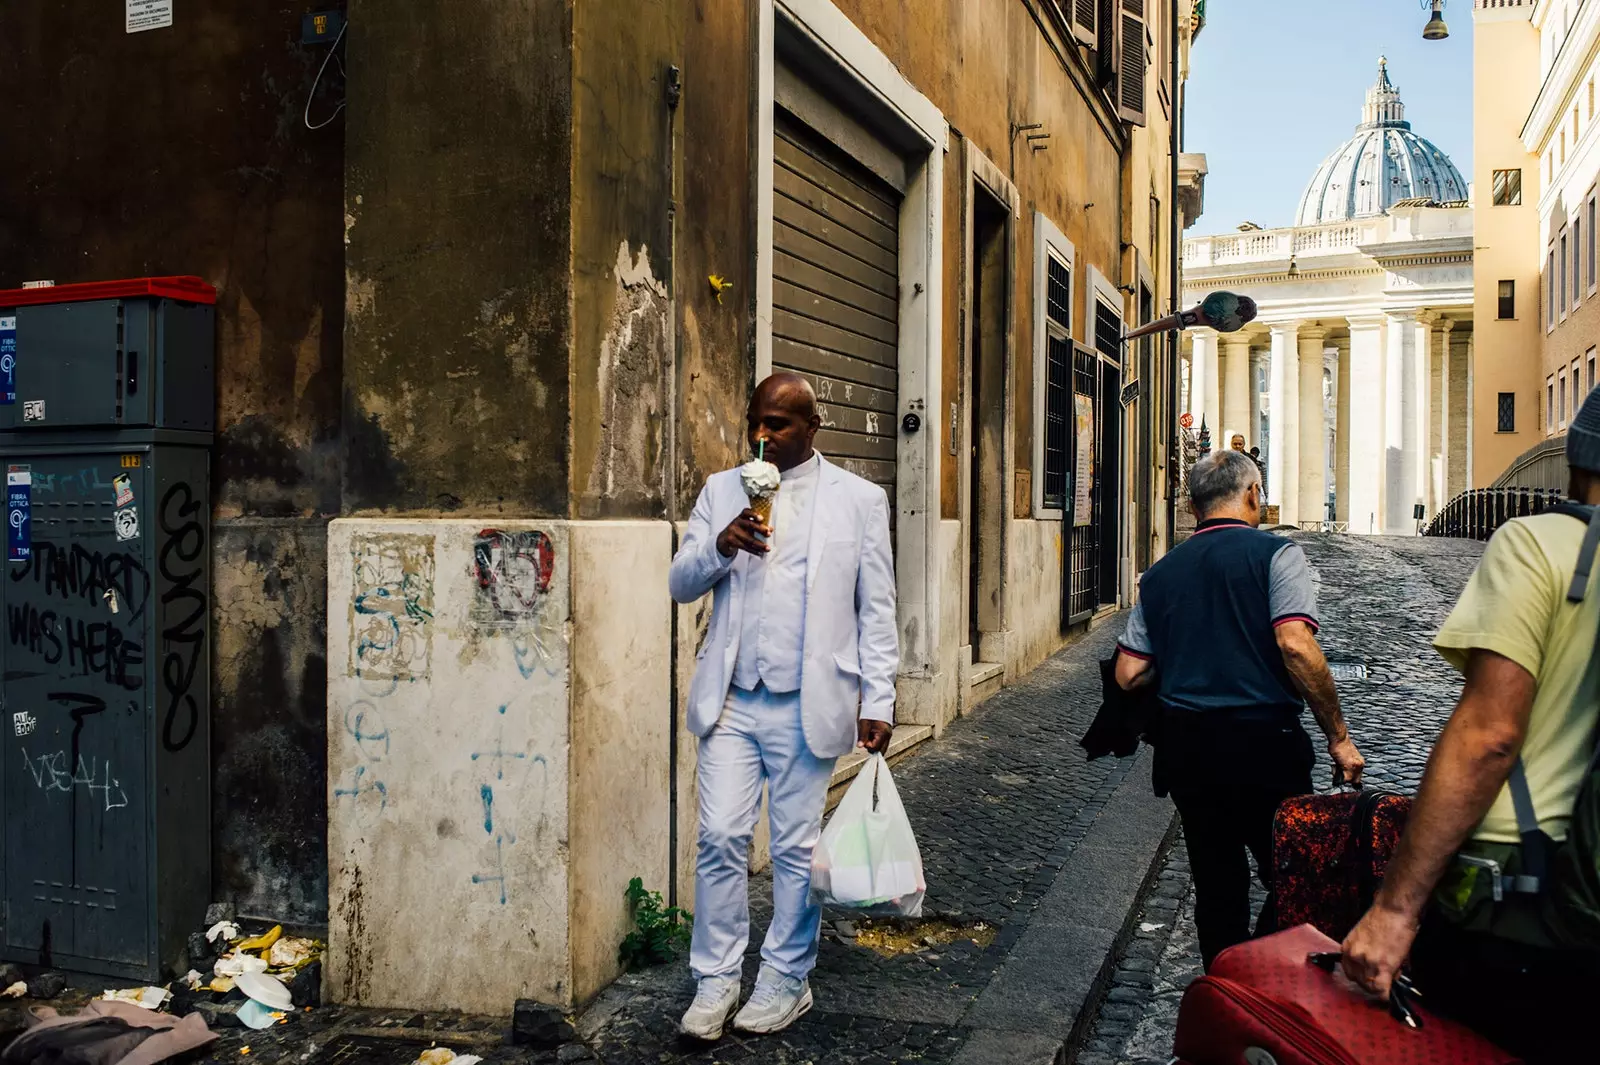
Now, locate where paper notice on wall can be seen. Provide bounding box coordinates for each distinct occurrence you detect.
[126,0,173,33]
[1072,394,1095,528]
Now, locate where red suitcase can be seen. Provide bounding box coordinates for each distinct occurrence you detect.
[1172,924,1520,1065]
[1274,790,1412,941]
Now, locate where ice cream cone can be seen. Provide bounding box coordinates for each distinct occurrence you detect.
[748,494,775,528]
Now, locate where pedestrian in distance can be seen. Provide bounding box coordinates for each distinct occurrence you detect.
[667,372,898,1041]
[1114,450,1364,969]
[1341,389,1600,1064]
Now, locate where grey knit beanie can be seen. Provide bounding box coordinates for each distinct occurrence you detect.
[1569,386,1600,473]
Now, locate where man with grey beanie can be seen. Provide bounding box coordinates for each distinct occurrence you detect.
[1341,386,1600,1063]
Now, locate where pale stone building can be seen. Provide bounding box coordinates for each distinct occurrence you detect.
[1181,59,1474,534]
[1470,0,1600,491]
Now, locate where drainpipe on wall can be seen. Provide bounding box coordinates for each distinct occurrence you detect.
[1166,0,1182,547]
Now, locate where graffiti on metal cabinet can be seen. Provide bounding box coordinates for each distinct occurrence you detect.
[21,748,129,812]
[350,533,434,683]
[9,541,152,621]
[158,483,206,751]
[469,529,560,677]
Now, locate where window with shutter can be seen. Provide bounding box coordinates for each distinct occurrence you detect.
[1095,0,1118,89]
[1042,255,1073,511]
[1071,0,1098,45]
[1117,0,1148,126]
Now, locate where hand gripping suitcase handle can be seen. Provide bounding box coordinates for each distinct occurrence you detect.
[1305,951,1424,1030]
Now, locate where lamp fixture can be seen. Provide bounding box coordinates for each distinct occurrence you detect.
[1422,0,1449,41]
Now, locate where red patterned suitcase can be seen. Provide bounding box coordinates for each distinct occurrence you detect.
[1273,790,1412,941]
[1172,924,1519,1065]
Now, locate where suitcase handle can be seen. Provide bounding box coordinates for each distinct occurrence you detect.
[1306,951,1424,1030]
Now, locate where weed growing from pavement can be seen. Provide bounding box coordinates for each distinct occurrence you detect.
[619,877,693,970]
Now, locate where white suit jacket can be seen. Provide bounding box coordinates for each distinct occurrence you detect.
[669,455,898,759]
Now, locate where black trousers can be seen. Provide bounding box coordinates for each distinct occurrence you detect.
[1158,711,1314,971]
[1409,913,1600,1065]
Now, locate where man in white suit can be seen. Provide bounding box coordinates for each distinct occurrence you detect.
[669,372,898,1040]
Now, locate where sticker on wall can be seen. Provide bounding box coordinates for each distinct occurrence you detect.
[22,400,44,422]
[120,454,141,469]
[12,712,35,738]
[113,474,135,508]
[125,0,173,33]
[0,316,14,405]
[7,465,30,563]
[114,506,140,542]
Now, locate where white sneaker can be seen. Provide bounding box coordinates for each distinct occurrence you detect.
[732,963,813,1034]
[679,975,741,1041]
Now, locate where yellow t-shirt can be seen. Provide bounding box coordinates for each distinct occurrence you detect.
[1434,513,1600,844]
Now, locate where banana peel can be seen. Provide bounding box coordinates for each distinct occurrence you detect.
[236,926,282,953]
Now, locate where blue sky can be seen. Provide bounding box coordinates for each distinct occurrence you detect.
[1185,0,1474,232]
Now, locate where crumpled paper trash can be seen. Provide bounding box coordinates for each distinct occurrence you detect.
[205,921,240,945]
[413,1050,480,1065]
[266,937,317,969]
[1,982,25,999]
[215,953,269,978]
[101,987,171,1010]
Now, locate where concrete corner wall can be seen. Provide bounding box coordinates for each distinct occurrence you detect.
[327,520,574,1011]
[567,522,672,1004]
[327,519,672,1012]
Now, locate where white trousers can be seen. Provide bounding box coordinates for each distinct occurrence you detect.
[690,684,837,981]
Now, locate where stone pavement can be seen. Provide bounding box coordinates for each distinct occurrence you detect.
[1078,532,1486,1065]
[576,618,1176,1064]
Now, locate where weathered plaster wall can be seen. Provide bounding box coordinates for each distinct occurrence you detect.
[343,0,573,516]
[327,521,574,1011]
[569,0,754,521]
[0,2,345,923]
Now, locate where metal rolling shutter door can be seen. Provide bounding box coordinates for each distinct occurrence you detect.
[772,108,900,516]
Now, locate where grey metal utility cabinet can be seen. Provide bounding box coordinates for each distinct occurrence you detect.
[0,277,214,981]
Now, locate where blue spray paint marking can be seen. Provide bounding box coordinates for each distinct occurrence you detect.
[471,837,508,904]
[480,784,494,833]
[334,765,388,810]
[344,703,391,759]
[471,712,528,780]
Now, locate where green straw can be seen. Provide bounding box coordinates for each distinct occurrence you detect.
[758,439,765,462]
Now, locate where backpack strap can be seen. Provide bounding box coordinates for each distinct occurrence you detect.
[1551,502,1600,601]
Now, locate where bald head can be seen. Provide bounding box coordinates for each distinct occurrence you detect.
[748,372,822,471]
[753,371,817,419]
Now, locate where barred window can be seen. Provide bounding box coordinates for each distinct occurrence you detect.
[1094,298,1122,362]
[1498,392,1515,434]
[1041,253,1073,511]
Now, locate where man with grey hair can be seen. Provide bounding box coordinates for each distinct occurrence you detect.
[1115,449,1364,968]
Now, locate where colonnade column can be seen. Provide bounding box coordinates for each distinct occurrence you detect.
[1268,321,1302,524]
[1413,312,1436,520]
[1346,316,1385,535]
[1190,328,1218,434]
[1335,337,1351,525]
[1383,310,1420,534]
[1432,319,1455,511]
[1297,325,1328,526]
[1221,333,1252,455]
